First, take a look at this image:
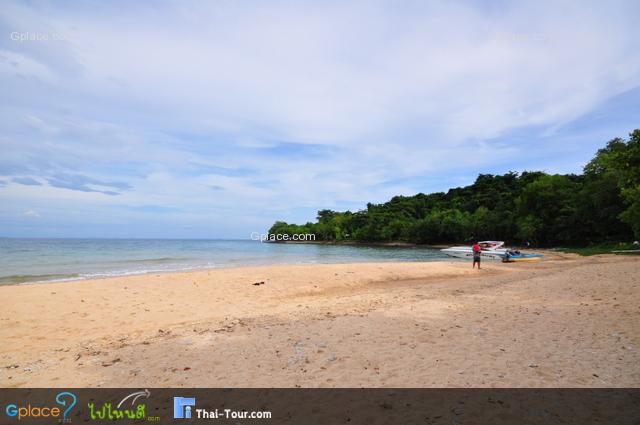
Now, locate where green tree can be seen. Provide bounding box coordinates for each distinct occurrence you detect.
[517,174,582,244]
[585,130,640,238]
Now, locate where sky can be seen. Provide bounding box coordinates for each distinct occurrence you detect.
[1,0,639,239]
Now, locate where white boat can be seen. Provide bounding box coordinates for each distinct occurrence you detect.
[441,241,545,262]
[440,241,508,261]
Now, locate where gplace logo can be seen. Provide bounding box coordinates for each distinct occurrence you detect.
[173,397,196,419]
[4,391,77,421]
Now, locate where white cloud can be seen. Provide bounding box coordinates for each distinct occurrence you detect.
[22,209,40,218]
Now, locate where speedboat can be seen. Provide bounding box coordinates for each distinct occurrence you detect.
[440,241,508,261]
[441,241,544,262]
[502,251,543,262]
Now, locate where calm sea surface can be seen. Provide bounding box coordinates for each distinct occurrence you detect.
[0,238,451,284]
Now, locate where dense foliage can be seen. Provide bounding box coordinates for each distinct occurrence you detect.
[269,130,640,246]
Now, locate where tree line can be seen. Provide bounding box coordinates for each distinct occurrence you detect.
[269,130,640,246]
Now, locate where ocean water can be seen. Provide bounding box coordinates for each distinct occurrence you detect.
[0,238,451,284]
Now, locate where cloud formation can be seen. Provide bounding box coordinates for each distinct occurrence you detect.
[45,173,130,196]
[1,1,639,237]
[22,209,40,218]
[12,176,42,186]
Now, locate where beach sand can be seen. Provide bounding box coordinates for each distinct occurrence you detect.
[1,253,638,387]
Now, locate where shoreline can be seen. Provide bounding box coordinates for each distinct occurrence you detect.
[0,246,564,286]
[2,239,616,286]
[1,254,637,387]
[0,257,461,287]
[0,240,455,286]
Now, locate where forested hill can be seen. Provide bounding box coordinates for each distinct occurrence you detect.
[269,130,640,246]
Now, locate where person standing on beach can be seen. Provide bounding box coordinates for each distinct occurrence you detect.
[472,242,481,269]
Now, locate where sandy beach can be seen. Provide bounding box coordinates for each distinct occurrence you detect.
[1,253,638,388]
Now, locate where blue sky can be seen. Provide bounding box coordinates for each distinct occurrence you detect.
[1,0,639,238]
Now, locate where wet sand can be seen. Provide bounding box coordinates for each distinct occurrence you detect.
[1,253,638,387]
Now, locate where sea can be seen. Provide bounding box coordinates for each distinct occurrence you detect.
[0,238,452,284]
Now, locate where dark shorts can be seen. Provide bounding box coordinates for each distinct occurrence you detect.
[473,255,481,262]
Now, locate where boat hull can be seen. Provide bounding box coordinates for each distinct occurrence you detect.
[440,247,505,261]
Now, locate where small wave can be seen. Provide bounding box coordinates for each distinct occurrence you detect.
[0,263,221,285]
[0,273,81,285]
[77,263,219,280]
[117,257,190,264]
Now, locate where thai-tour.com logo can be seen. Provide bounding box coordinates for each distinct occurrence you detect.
[173,397,272,420]
[4,391,76,422]
[173,397,196,419]
[88,389,159,421]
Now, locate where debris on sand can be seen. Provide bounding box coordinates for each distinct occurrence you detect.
[101,358,121,367]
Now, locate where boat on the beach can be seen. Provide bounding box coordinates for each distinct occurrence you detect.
[502,252,544,262]
[440,241,508,261]
[440,241,544,262]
